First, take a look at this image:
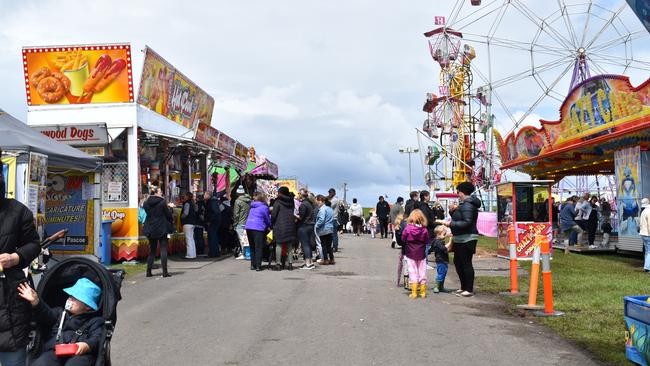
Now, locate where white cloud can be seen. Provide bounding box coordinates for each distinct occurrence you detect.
[0,0,648,205]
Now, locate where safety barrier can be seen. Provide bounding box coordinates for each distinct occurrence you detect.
[500,224,524,297]
[516,238,543,310]
[534,236,565,317]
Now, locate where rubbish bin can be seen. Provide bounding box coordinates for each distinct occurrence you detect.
[624,296,650,366]
[101,220,114,266]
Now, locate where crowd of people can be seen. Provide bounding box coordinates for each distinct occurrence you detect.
[141,185,348,274]
[139,177,484,299]
[557,193,614,249]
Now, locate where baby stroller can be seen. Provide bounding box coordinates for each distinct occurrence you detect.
[26,255,124,366]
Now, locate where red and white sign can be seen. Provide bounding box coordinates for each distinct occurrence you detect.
[33,124,108,146]
[434,16,446,25]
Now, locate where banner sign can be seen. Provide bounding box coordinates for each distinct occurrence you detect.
[217,132,236,155]
[33,124,108,146]
[234,142,248,162]
[22,44,133,106]
[497,222,551,259]
[615,146,642,237]
[626,0,650,32]
[45,174,93,251]
[496,75,650,169]
[194,122,219,147]
[137,46,214,130]
[102,207,138,238]
[275,179,299,195]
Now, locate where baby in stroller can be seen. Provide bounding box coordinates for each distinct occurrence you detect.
[18,278,103,366]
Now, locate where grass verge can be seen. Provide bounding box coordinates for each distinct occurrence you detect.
[109,261,148,279]
[475,237,646,366]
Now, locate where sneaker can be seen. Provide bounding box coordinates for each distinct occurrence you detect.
[456,291,474,297]
[426,264,434,270]
[455,289,463,294]
[588,245,598,249]
[236,255,245,260]
[300,264,315,270]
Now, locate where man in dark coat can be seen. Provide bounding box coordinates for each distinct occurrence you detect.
[205,191,221,257]
[376,196,391,239]
[0,149,41,364]
[271,187,297,270]
[404,191,419,217]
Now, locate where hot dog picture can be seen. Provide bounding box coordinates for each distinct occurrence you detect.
[25,47,130,105]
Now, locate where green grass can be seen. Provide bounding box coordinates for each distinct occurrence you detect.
[475,242,647,366]
[109,262,148,279]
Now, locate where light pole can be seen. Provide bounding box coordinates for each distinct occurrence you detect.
[399,147,419,193]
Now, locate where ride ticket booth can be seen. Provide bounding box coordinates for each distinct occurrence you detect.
[496,181,553,259]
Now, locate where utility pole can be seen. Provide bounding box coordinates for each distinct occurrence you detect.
[399,147,419,194]
[342,182,348,204]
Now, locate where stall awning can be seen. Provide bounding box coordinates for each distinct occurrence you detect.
[249,160,279,179]
[0,110,101,171]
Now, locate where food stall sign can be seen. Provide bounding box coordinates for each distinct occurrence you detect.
[33,123,109,146]
[137,46,214,130]
[22,44,133,106]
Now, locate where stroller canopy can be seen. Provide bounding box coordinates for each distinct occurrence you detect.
[36,257,123,324]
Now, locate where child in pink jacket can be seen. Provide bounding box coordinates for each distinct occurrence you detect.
[401,209,430,299]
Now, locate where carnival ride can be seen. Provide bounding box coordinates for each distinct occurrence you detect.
[417,0,650,208]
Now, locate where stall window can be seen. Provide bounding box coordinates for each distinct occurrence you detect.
[102,162,129,204]
[515,184,549,222]
[497,184,513,222]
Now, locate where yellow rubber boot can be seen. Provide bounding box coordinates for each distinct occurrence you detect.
[419,283,427,298]
[409,283,418,299]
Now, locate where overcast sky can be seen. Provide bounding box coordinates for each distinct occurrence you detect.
[1,0,648,206]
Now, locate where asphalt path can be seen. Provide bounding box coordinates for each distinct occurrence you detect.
[112,234,600,366]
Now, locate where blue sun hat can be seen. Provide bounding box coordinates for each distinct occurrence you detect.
[63,278,101,311]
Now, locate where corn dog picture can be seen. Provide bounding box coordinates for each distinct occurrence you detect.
[22,44,133,105]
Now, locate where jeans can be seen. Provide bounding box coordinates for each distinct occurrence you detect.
[435,262,448,283]
[643,235,650,271]
[332,220,339,251]
[314,225,323,259]
[454,240,477,292]
[207,224,221,257]
[351,216,362,235]
[298,225,315,260]
[276,242,293,264]
[194,226,205,255]
[182,224,196,258]
[379,217,389,238]
[247,229,266,269]
[147,236,169,275]
[0,349,26,366]
[319,233,334,261]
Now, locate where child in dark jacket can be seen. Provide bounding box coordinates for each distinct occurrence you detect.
[432,226,452,293]
[401,209,430,299]
[18,278,104,366]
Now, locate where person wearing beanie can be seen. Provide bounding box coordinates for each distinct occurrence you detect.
[437,181,481,297]
[18,277,104,365]
[0,147,41,365]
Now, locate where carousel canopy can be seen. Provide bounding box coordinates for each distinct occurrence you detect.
[495,75,650,180]
[0,110,101,171]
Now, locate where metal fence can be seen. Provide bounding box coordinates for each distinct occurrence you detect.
[102,162,129,204]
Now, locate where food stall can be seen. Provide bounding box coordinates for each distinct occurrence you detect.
[494,74,650,253]
[0,110,102,258]
[496,181,553,259]
[25,43,219,261]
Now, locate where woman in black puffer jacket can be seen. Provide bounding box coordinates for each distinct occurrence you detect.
[438,182,481,297]
[143,187,174,278]
[0,153,41,363]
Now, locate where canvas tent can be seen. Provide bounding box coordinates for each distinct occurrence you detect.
[0,109,100,171]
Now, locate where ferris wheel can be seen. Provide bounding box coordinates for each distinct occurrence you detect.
[418,0,650,197]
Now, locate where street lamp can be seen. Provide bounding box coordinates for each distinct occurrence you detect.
[399,147,419,193]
